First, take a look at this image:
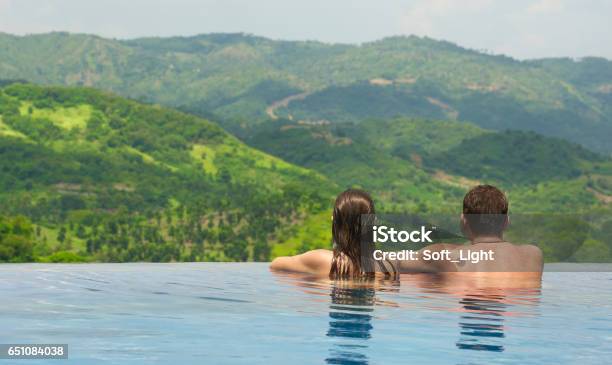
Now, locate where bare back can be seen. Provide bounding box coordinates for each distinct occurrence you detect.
[449,241,543,274]
[399,241,543,276]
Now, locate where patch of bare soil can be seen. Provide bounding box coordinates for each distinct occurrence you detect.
[433,170,480,189]
[587,188,612,204]
[597,84,612,94]
[465,83,502,92]
[266,91,312,119]
[426,97,459,119]
[369,78,393,86]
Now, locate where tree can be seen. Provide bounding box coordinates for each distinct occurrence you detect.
[0,216,35,262]
[57,226,67,243]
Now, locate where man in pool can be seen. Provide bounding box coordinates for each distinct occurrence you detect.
[398,185,543,276]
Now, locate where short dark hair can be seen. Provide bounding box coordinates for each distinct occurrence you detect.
[463,185,508,236]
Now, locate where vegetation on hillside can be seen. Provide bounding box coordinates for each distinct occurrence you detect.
[427,130,608,185]
[1,83,610,262]
[1,32,611,152]
[282,80,612,153]
[1,30,611,263]
[0,215,35,262]
[249,117,612,262]
[0,83,336,262]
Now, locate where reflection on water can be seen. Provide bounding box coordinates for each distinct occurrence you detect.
[273,271,544,364]
[271,273,401,365]
[326,285,376,364]
[5,264,611,364]
[399,273,542,357]
[456,294,507,352]
[454,286,542,355]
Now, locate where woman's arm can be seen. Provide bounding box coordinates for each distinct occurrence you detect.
[270,249,332,276]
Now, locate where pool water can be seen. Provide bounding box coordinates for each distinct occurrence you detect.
[1,263,611,364]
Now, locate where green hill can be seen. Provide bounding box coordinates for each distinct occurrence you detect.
[249,117,611,209]
[427,130,608,185]
[1,32,612,263]
[248,119,467,214]
[280,79,612,153]
[1,83,611,262]
[248,116,612,261]
[1,32,611,152]
[0,83,336,262]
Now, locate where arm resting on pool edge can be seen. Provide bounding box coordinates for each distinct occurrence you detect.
[270,249,331,276]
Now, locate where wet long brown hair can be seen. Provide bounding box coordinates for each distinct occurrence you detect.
[329,189,395,280]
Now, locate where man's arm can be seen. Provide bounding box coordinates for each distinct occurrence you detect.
[269,249,331,276]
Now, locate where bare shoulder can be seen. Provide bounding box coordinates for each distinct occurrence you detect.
[270,249,332,276]
[303,248,333,256]
[515,243,544,271]
[298,249,333,266]
[518,244,543,259]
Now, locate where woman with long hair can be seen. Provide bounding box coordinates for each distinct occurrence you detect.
[270,189,396,279]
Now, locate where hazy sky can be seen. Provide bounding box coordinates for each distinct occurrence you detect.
[0,0,610,59]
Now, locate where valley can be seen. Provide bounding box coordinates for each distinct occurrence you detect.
[0,32,611,263]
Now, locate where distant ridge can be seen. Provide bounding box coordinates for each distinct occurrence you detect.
[1,31,611,152]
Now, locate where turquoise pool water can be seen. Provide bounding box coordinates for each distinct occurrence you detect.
[0,263,611,364]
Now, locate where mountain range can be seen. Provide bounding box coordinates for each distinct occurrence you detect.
[0,32,611,263]
[1,32,611,153]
